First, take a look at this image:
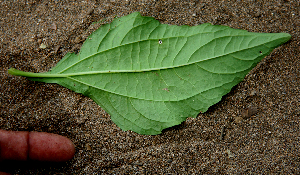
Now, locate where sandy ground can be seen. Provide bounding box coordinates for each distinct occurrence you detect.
[0,0,299,174]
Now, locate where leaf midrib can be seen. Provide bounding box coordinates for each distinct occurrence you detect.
[55,36,271,77]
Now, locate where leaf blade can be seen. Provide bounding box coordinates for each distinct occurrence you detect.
[8,12,291,135]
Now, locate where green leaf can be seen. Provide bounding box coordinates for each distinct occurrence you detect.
[8,12,291,135]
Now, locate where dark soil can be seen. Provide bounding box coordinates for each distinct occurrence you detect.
[0,0,299,174]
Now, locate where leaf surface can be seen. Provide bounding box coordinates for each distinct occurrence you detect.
[8,12,291,135]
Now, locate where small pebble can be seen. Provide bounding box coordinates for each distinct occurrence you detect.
[85,143,92,151]
[226,149,234,158]
[235,116,243,123]
[50,23,57,30]
[242,106,258,118]
[39,43,47,49]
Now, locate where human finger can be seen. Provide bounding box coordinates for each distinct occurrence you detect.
[0,129,75,162]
